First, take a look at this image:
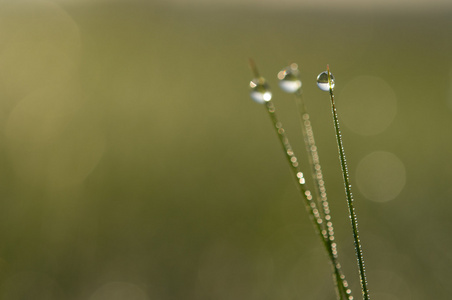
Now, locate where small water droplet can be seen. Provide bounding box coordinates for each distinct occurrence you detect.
[316,71,335,91]
[250,78,272,103]
[278,63,302,93]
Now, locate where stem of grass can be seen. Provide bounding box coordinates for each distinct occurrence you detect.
[248,59,325,271]
[249,59,351,299]
[263,98,331,259]
[326,65,370,300]
[294,90,352,300]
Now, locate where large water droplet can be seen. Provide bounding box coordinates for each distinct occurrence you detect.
[250,78,272,103]
[317,71,335,91]
[278,63,302,93]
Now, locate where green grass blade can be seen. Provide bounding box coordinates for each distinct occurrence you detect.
[327,66,370,300]
[294,92,353,300]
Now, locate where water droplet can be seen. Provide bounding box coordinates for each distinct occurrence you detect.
[277,63,302,93]
[250,78,272,103]
[316,71,335,91]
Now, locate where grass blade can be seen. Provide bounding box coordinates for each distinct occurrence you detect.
[325,65,370,300]
[249,59,353,299]
[295,92,352,300]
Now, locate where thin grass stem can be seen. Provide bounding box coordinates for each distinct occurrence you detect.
[294,91,352,300]
[327,65,370,300]
[249,60,323,228]
[263,99,328,249]
[249,59,359,299]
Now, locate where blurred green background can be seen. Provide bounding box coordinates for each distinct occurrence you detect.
[0,0,451,299]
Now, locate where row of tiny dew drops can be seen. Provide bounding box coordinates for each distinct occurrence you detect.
[247,62,355,300]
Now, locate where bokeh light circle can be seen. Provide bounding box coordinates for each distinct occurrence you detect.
[356,151,406,203]
[5,86,105,188]
[0,0,81,98]
[338,76,397,136]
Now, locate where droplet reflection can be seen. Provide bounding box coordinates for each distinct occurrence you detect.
[317,71,335,91]
[250,78,272,104]
[278,63,302,93]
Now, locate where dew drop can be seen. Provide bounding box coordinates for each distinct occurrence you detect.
[316,71,335,91]
[277,63,302,93]
[250,78,272,104]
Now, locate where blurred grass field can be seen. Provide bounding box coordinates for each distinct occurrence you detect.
[0,1,451,299]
